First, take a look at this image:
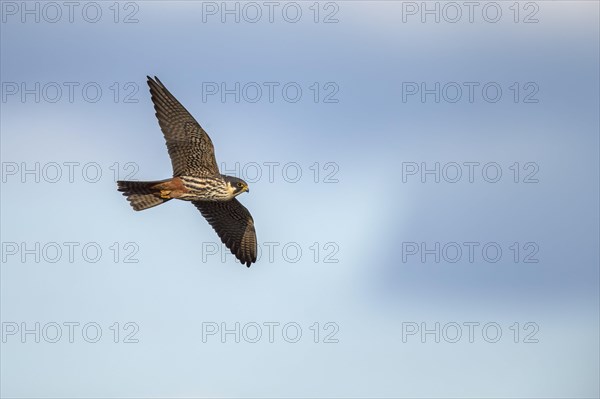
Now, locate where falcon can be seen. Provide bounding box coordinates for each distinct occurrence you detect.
[117,76,257,267]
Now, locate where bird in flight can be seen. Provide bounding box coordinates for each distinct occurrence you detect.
[118,76,257,267]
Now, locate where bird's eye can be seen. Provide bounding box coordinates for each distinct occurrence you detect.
[237,182,244,188]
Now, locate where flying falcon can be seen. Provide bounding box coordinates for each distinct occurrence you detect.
[117,76,257,267]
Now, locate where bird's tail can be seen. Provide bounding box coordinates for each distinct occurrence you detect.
[117,179,172,211]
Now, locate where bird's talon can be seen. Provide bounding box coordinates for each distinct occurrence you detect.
[160,190,171,199]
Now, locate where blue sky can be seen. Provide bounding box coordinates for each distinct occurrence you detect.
[1,1,599,397]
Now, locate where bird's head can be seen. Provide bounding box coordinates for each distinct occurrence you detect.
[224,176,250,197]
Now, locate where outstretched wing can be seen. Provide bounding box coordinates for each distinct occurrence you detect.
[193,199,257,267]
[147,76,219,177]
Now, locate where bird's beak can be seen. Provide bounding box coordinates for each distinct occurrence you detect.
[245,186,250,193]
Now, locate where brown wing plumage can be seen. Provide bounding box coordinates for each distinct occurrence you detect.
[193,199,257,267]
[147,76,219,177]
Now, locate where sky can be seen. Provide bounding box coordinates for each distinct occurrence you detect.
[1,1,599,398]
